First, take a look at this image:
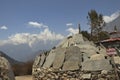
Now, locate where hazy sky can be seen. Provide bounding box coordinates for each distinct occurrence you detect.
[0,0,120,61]
[0,0,120,39]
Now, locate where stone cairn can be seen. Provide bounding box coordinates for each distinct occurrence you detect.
[0,55,15,80]
[32,32,119,80]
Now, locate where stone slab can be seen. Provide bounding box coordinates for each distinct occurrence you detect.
[62,60,79,71]
[65,46,82,61]
[53,48,66,69]
[33,56,40,67]
[81,74,91,79]
[82,59,112,71]
[114,56,120,64]
[40,53,46,67]
[90,54,105,60]
[43,50,56,68]
[62,46,82,71]
[72,34,84,43]
[82,53,90,62]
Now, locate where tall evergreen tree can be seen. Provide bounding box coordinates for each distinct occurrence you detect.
[87,9,105,41]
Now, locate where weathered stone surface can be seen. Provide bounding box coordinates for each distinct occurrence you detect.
[81,49,97,57]
[65,46,82,62]
[90,54,105,60]
[62,60,79,71]
[57,34,84,48]
[62,46,82,71]
[72,34,84,43]
[33,56,40,67]
[81,73,91,79]
[43,50,56,68]
[0,56,15,80]
[99,47,107,56]
[82,59,112,71]
[32,33,115,80]
[101,70,108,75]
[39,53,46,67]
[53,48,66,69]
[113,56,120,64]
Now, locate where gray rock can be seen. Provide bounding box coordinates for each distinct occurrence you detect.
[82,59,112,71]
[90,54,105,60]
[53,48,66,69]
[39,53,46,67]
[0,56,15,80]
[72,34,84,43]
[62,46,82,71]
[82,53,90,62]
[65,46,82,62]
[113,56,120,64]
[81,74,91,79]
[33,56,41,67]
[43,50,56,68]
[63,60,79,71]
[101,70,108,75]
[57,34,84,48]
[32,33,113,80]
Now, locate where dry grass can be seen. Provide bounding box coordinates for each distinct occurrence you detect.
[12,61,33,76]
[15,75,32,80]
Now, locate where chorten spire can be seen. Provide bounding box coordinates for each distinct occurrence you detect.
[78,23,81,34]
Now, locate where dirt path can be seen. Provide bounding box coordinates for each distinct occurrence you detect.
[15,75,32,80]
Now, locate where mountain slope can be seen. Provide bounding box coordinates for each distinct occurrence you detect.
[0,51,22,65]
[104,15,120,32]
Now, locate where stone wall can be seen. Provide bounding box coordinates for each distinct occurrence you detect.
[0,56,15,80]
[33,67,116,80]
[32,46,117,80]
[32,33,119,80]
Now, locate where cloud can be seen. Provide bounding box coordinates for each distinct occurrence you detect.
[0,26,8,30]
[66,23,73,27]
[28,21,48,28]
[0,27,65,61]
[0,28,64,47]
[103,11,120,23]
[66,27,78,36]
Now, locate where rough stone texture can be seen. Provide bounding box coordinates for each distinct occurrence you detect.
[65,46,82,62]
[63,60,79,71]
[90,54,105,60]
[62,46,82,71]
[39,53,45,67]
[43,50,56,68]
[81,73,91,79]
[32,33,117,80]
[32,68,116,80]
[82,53,89,62]
[53,48,66,69]
[82,59,112,71]
[57,34,84,48]
[72,34,84,43]
[33,56,40,67]
[114,56,120,64]
[0,56,15,80]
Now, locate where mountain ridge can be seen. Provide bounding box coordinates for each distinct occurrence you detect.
[104,14,120,32]
[0,51,23,65]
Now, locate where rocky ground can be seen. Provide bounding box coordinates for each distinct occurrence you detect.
[15,75,32,80]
